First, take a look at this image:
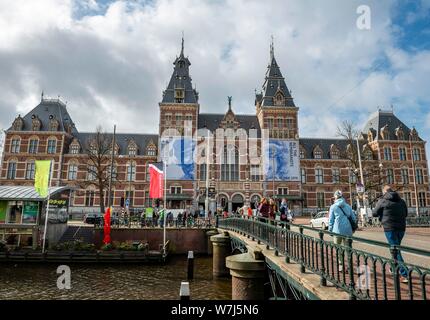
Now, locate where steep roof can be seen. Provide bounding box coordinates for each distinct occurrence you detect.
[362,109,421,141]
[299,137,368,160]
[8,98,78,134]
[198,113,261,136]
[74,132,159,156]
[256,41,296,108]
[161,37,199,104]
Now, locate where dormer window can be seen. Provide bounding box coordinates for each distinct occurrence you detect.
[410,127,419,141]
[274,92,284,106]
[31,115,41,131]
[313,146,323,159]
[49,116,59,131]
[127,140,138,157]
[380,124,390,140]
[300,147,306,159]
[12,116,24,131]
[175,89,184,103]
[69,140,80,154]
[330,144,340,159]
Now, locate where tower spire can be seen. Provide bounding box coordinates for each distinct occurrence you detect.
[181,31,185,57]
[228,96,232,111]
[270,35,274,60]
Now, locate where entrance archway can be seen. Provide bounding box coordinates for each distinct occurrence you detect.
[231,194,244,212]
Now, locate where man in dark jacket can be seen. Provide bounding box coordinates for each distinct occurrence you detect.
[372,185,408,282]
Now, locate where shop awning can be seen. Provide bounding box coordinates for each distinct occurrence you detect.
[0,186,72,201]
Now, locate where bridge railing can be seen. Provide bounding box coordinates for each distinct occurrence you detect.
[217,215,430,300]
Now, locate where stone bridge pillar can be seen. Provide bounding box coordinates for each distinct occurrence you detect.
[226,249,265,300]
[211,232,231,277]
[206,230,218,255]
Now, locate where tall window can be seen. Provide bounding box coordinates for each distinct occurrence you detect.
[317,192,325,208]
[418,192,426,207]
[85,190,95,207]
[107,165,117,181]
[47,139,56,154]
[277,118,284,128]
[267,118,274,129]
[145,164,151,181]
[413,148,421,161]
[286,118,294,129]
[68,163,78,180]
[401,168,409,184]
[315,168,324,184]
[28,139,38,154]
[386,169,394,184]
[399,147,407,161]
[25,161,35,180]
[250,165,260,181]
[332,168,340,184]
[11,139,20,153]
[404,192,412,207]
[301,168,307,183]
[416,168,424,184]
[303,192,308,208]
[7,161,17,179]
[199,163,207,181]
[222,145,239,181]
[87,165,96,181]
[126,162,136,181]
[383,147,392,161]
[349,171,357,184]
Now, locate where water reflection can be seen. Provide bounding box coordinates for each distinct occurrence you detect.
[0,256,231,300]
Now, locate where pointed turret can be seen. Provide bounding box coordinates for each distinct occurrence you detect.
[256,39,295,108]
[161,36,199,104]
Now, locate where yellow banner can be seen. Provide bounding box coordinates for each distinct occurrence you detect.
[34,160,51,197]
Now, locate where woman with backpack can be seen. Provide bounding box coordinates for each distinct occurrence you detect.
[328,190,357,272]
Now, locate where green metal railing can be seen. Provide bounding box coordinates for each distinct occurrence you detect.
[217,215,430,300]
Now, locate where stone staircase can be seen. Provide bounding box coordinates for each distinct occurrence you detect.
[58,226,94,244]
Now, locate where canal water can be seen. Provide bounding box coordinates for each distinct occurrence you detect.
[0,256,231,300]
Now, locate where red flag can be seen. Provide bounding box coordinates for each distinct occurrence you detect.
[149,163,164,199]
[103,207,111,245]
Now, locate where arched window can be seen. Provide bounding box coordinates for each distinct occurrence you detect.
[25,160,35,180]
[126,161,136,182]
[10,137,20,153]
[68,162,78,180]
[315,167,324,184]
[222,145,239,181]
[383,147,392,161]
[87,164,96,181]
[47,137,57,154]
[7,160,17,179]
[28,137,39,154]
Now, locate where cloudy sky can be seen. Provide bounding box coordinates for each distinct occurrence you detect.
[0,0,429,162]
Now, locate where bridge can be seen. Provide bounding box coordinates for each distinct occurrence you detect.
[211,216,430,300]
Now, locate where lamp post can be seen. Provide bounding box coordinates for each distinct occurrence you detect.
[409,136,420,217]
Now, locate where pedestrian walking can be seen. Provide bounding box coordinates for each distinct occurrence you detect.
[328,190,357,272]
[372,185,409,283]
[279,198,288,223]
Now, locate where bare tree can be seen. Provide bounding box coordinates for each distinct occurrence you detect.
[81,126,116,213]
[337,120,386,207]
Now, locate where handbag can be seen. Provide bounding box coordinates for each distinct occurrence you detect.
[339,206,358,232]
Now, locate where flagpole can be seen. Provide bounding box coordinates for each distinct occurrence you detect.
[163,160,167,256]
[42,160,53,253]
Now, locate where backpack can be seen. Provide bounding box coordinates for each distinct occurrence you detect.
[339,206,358,233]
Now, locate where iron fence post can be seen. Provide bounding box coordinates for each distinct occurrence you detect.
[346,238,356,300]
[215,215,219,228]
[299,226,305,273]
[319,231,327,286]
[390,245,401,300]
[285,224,290,263]
[274,225,279,256]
